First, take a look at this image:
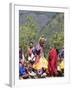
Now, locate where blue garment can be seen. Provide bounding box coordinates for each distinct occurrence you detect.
[19,66,26,76]
[32,47,36,55]
[59,49,64,58]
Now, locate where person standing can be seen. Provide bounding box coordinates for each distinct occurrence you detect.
[48,47,58,76]
[27,42,35,64]
[33,35,48,72]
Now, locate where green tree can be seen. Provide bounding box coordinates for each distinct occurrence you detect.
[48,31,64,50]
[19,16,39,56]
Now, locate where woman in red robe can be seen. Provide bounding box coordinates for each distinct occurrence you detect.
[48,48,58,76]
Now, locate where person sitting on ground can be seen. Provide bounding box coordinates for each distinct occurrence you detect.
[19,47,25,64]
[57,47,64,76]
[19,62,29,79]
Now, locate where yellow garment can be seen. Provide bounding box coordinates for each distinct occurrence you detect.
[57,65,61,71]
[60,60,64,69]
[57,60,64,71]
[33,57,48,70]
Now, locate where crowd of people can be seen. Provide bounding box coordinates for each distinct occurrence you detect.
[19,35,64,79]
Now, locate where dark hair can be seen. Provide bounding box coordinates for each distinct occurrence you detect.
[36,49,41,55]
[29,41,33,44]
[56,48,59,55]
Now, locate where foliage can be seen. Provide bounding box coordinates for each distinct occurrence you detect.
[19,16,39,55]
[19,13,64,59]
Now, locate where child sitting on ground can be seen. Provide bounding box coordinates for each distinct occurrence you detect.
[19,62,29,79]
[28,62,36,78]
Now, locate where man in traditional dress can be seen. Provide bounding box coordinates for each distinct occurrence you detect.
[48,47,58,76]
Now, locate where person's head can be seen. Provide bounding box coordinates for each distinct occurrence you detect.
[39,35,46,47]
[29,42,33,48]
[28,62,32,68]
[27,62,33,72]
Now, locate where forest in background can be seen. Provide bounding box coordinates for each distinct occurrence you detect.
[19,11,64,59]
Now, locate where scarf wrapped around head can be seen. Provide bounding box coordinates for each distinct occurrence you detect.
[39,35,46,45]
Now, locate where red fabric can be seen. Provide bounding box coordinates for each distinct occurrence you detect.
[48,48,58,76]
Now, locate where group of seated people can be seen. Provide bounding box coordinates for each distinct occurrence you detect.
[19,36,64,79]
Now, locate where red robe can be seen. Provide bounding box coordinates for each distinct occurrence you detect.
[48,48,58,76]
